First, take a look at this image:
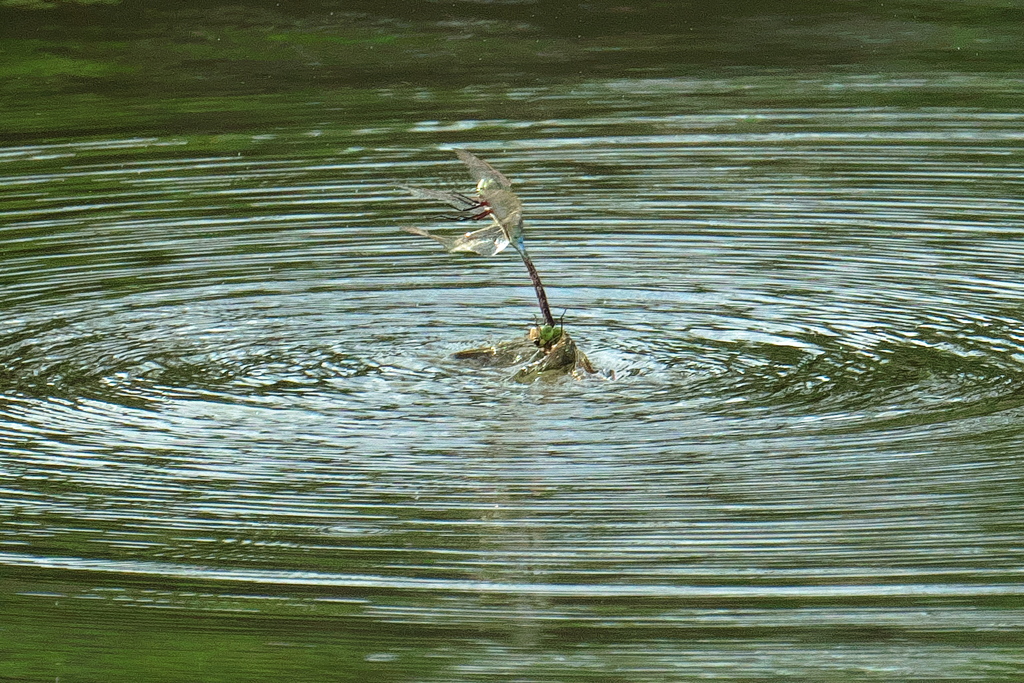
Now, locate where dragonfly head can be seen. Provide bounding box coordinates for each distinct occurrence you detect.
[529,321,563,348]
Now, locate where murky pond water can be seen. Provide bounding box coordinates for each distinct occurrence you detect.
[2,4,1024,681]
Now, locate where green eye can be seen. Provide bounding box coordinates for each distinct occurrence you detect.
[539,325,561,345]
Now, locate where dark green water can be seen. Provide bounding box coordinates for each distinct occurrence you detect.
[2,2,1023,681]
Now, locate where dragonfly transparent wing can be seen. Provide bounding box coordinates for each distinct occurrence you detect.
[398,150,526,256]
[454,149,513,191]
[401,221,511,257]
[397,184,489,217]
[399,181,511,255]
[453,149,524,247]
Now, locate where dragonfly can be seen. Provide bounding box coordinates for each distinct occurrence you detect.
[400,149,555,326]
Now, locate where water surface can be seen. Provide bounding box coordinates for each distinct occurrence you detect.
[2,5,1024,681]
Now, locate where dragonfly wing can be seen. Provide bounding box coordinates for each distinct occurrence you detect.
[491,202,523,248]
[401,225,466,252]
[454,149,512,191]
[449,222,510,256]
[401,225,438,239]
[401,223,510,257]
[453,150,524,234]
[400,152,524,256]
[398,184,479,212]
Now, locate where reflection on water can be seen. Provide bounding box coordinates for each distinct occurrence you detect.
[2,77,1024,680]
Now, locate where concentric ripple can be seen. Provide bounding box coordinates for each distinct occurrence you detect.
[2,100,1023,680]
